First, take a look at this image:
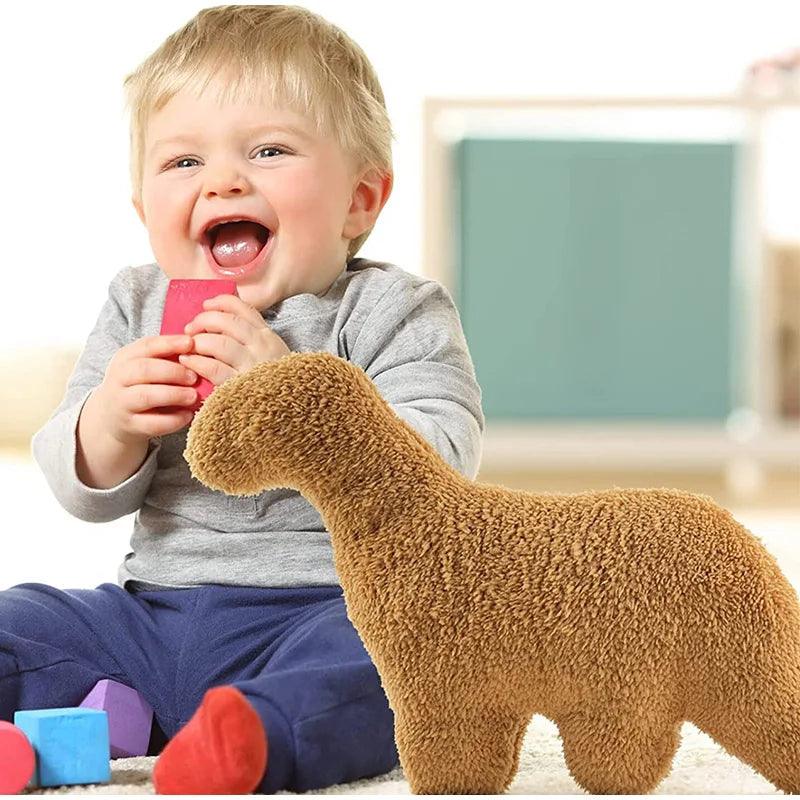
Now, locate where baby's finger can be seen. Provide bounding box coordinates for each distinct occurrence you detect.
[121,357,197,388]
[178,353,236,387]
[129,335,195,361]
[184,310,255,345]
[202,293,264,328]
[123,384,198,414]
[134,409,196,438]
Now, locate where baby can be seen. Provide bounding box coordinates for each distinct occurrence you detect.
[19,4,485,794]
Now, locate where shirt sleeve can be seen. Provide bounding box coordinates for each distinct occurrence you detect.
[30,268,162,523]
[349,276,485,480]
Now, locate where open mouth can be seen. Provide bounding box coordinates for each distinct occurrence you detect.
[203,220,272,278]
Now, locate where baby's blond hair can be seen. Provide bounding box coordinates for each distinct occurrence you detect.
[123,4,394,259]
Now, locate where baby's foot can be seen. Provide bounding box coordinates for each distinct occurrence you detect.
[153,685,267,794]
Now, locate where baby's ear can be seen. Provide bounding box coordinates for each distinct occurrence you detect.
[132,196,146,226]
[342,168,393,240]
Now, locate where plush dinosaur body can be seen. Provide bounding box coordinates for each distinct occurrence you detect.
[183,351,800,794]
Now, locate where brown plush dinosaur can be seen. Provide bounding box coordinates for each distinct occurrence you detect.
[183,351,800,794]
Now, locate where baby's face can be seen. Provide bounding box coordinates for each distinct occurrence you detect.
[133,78,379,312]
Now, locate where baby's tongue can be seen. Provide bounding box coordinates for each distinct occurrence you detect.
[211,221,268,268]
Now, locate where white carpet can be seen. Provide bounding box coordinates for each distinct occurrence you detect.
[23,716,779,795]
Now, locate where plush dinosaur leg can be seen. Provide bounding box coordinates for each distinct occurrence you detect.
[393,702,530,794]
[691,675,800,794]
[556,707,681,794]
[505,715,530,788]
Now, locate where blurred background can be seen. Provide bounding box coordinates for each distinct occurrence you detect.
[1,0,798,589]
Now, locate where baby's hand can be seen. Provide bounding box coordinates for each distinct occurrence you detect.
[94,335,198,445]
[179,293,291,387]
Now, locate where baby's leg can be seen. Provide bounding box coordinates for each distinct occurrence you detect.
[165,584,399,794]
[236,589,399,793]
[0,581,174,749]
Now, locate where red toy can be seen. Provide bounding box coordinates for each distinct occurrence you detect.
[160,279,239,413]
[0,721,35,794]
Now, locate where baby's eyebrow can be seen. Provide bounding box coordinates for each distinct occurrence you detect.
[150,124,310,153]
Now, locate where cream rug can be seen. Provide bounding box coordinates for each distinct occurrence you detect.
[23,716,779,795]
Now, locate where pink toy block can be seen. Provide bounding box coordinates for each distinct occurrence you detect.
[79,679,153,759]
[159,279,239,413]
[0,721,35,794]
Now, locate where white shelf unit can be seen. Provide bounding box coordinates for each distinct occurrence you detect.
[422,95,800,489]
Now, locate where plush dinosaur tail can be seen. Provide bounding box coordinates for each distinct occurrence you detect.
[685,516,800,793]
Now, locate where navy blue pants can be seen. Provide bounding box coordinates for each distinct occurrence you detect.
[0,582,399,793]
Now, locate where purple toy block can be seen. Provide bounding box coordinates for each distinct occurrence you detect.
[79,680,153,758]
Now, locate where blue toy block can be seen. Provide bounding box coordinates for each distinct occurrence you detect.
[13,708,110,788]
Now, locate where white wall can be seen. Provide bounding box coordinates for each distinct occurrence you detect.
[2,0,798,351]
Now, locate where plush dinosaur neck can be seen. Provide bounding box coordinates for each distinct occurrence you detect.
[186,352,461,554]
[291,362,455,535]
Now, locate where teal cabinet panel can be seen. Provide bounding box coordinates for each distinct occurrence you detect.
[455,138,737,421]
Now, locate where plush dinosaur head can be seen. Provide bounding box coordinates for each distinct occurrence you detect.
[183,351,380,498]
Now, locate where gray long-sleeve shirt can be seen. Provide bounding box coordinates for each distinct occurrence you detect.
[31,257,485,590]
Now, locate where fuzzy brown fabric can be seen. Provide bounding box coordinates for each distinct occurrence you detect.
[183,352,800,795]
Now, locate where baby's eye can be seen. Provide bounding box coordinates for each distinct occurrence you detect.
[254,146,286,159]
[164,147,287,170]
[170,157,199,169]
